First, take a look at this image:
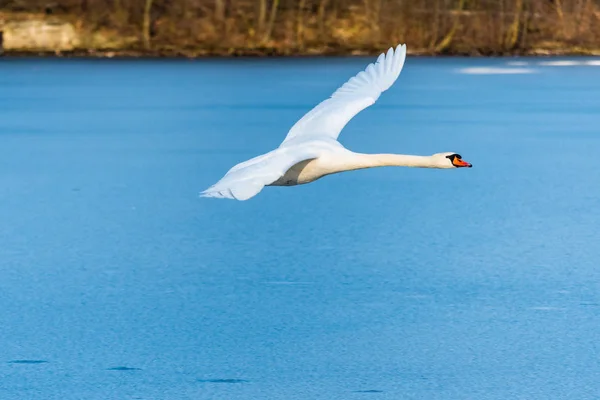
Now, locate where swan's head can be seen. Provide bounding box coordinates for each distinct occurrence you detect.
[432,152,472,169]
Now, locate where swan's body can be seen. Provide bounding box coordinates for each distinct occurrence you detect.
[201,44,471,201]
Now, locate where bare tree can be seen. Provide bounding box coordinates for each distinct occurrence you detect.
[142,0,153,48]
[2,0,600,55]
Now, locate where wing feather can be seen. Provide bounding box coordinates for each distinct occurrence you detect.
[200,147,321,201]
[280,44,407,145]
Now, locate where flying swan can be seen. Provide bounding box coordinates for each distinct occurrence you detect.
[201,44,472,201]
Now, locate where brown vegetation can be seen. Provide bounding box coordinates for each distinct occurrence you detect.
[1,0,600,56]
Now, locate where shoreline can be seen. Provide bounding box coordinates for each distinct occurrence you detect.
[2,47,600,59]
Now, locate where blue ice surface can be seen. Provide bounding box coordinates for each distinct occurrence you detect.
[1,55,600,399]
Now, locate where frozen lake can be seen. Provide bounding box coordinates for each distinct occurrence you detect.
[1,56,600,399]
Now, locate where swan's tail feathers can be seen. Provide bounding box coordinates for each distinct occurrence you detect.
[200,180,265,201]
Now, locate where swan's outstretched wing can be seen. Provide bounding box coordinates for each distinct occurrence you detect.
[280,44,407,146]
[200,147,321,201]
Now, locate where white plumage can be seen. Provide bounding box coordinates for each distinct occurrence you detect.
[201,44,471,201]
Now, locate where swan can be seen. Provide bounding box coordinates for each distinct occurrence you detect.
[201,43,472,201]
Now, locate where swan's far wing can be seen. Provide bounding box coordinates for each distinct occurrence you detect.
[200,147,320,201]
[280,44,407,146]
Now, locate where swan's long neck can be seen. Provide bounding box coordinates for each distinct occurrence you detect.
[334,153,438,171]
[294,152,442,184]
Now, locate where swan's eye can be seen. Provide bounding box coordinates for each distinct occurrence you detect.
[445,153,461,160]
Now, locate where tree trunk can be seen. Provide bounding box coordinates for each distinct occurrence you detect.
[263,0,280,43]
[554,0,567,38]
[506,0,523,50]
[257,0,267,36]
[429,0,440,49]
[434,0,465,53]
[215,0,226,33]
[296,0,307,48]
[142,0,153,49]
[318,0,330,41]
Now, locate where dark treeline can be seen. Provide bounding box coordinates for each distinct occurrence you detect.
[1,0,600,55]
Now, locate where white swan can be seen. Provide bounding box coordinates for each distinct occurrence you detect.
[201,44,472,201]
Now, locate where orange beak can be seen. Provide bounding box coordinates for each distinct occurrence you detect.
[452,158,472,168]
